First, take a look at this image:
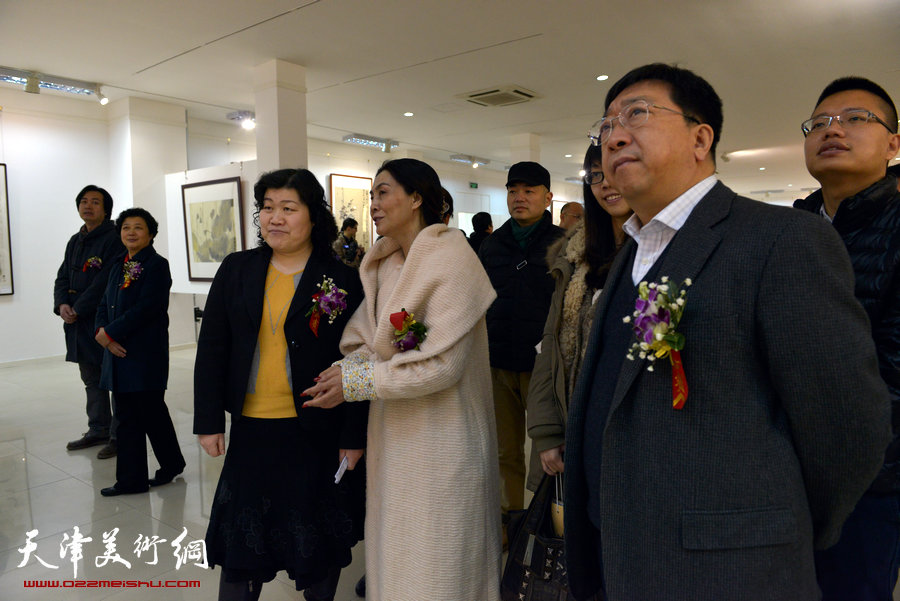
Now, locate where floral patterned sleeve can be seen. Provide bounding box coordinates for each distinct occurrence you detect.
[339,352,377,402]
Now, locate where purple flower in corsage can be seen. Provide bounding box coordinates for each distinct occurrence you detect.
[623,276,691,409]
[389,309,427,352]
[82,256,102,272]
[305,276,348,337]
[121,260,142,289]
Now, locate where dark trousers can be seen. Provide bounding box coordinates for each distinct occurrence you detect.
[217,566,341,601]
[815,491,900,601]
[78,361,117,439]
[114,390,185,490]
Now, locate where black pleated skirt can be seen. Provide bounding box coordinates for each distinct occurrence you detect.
[205,416,365,589]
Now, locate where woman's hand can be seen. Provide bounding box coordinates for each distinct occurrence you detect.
[199,433,226,457]
[339,448,364,470]
[540,445,565,475]
[95,327,127,358]
[301,365,346,409]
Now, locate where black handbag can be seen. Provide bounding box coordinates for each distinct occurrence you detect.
[501,474,580,601]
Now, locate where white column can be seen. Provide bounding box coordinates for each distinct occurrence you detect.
[510,132,541,163]
[253,59,308,172]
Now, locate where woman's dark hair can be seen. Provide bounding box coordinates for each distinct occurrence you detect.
[115,207,159,241]
[375,159,443,226]
[75,185,114,221]
[341,217,358,231]
[252,168,338,255]
[441,187,454,219]
[582,145,623,290]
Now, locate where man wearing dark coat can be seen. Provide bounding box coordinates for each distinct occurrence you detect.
[796,76,900,601]
[479,161,564,541]
[564,63,891,601]
[53,185,123,458]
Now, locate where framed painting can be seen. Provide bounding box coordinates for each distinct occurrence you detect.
[329,174,374,250]
[181,177,245,281]
[0,163,12,295]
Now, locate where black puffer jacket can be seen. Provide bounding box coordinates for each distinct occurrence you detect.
[479,211,564,371]
[795,174,900,493]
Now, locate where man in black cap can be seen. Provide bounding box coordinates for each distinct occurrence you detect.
[478,161,564,545]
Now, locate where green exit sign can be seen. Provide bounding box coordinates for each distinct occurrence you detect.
[469,182,478,189]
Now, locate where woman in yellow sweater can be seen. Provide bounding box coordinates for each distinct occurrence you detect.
[194,168,365,601]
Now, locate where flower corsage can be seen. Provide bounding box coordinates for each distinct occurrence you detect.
[389,308,427,352]
[623,276,691,409]
[121,260,142,289]
[82,256,102,272]
[305,276,348,337]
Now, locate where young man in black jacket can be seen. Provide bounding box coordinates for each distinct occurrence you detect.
[478,161,564,541]
[796,76,900,601]
[53,185,123,459]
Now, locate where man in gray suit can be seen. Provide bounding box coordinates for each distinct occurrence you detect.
[563,63,891,601]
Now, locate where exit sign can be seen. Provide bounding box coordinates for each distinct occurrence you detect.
[469,182,478,189]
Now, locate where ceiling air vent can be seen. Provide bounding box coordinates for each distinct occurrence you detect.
[459,85,538,107]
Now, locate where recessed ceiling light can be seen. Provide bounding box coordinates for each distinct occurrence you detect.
[578,169,586,177]
[759,167,766,171]
[403,112,414,117]
[596,75,609,81]
[788,184,793,187]
[564,154,572,158]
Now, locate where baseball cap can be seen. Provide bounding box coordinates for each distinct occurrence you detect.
[506,161,551,190]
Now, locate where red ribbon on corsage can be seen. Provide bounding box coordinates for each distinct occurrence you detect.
[670,350,688,410]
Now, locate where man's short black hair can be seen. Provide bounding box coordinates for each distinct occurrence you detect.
[75,185,114,221]
[605,63,724,163]
[472,211,492,233]
[815,76,898,134]
[341,217,358,231]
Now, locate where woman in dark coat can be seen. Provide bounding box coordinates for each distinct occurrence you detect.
[194,168,366,601]
[95,207,186,496]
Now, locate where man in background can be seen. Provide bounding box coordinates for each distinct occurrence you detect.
[796,76,900,601]
[468,211,493,254]
[479,161,564,545]
[333,217,363,268]
[54,185,122,459]
[558,201,584,230]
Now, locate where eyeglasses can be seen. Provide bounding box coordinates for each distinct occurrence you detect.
[588,100,701,146]
[801,109,895,137]
[583,171,605,185]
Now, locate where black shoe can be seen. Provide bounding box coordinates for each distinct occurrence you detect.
[148,465,184,487]
[67,432,109,450]
[101,483,148,497]
[355,574,365,598]
[97,440,117,459]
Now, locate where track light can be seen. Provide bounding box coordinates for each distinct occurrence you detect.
[449,154,490,167]
[227,110,256,130]
[95,87,108,105]
[342,133,398,152]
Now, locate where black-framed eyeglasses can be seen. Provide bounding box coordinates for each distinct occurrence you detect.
[583,171,605,185]
[588,100,701,146]
[801,109,895,137]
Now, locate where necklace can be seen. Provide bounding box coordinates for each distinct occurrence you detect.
[264,266,293,336]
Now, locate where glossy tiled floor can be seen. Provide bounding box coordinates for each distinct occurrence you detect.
[0,346,365,600]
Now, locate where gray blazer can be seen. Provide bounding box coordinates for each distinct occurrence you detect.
[563,182,891,601]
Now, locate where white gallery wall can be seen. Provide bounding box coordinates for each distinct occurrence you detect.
[0,88,581,364]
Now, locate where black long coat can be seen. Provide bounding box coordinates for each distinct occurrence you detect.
[95,245,171,392]
[192,246,367,449]
[53,221,124,364]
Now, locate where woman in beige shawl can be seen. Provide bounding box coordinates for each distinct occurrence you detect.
[303,158,501,601]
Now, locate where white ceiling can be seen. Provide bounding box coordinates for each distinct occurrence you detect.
[1,0,898,201]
